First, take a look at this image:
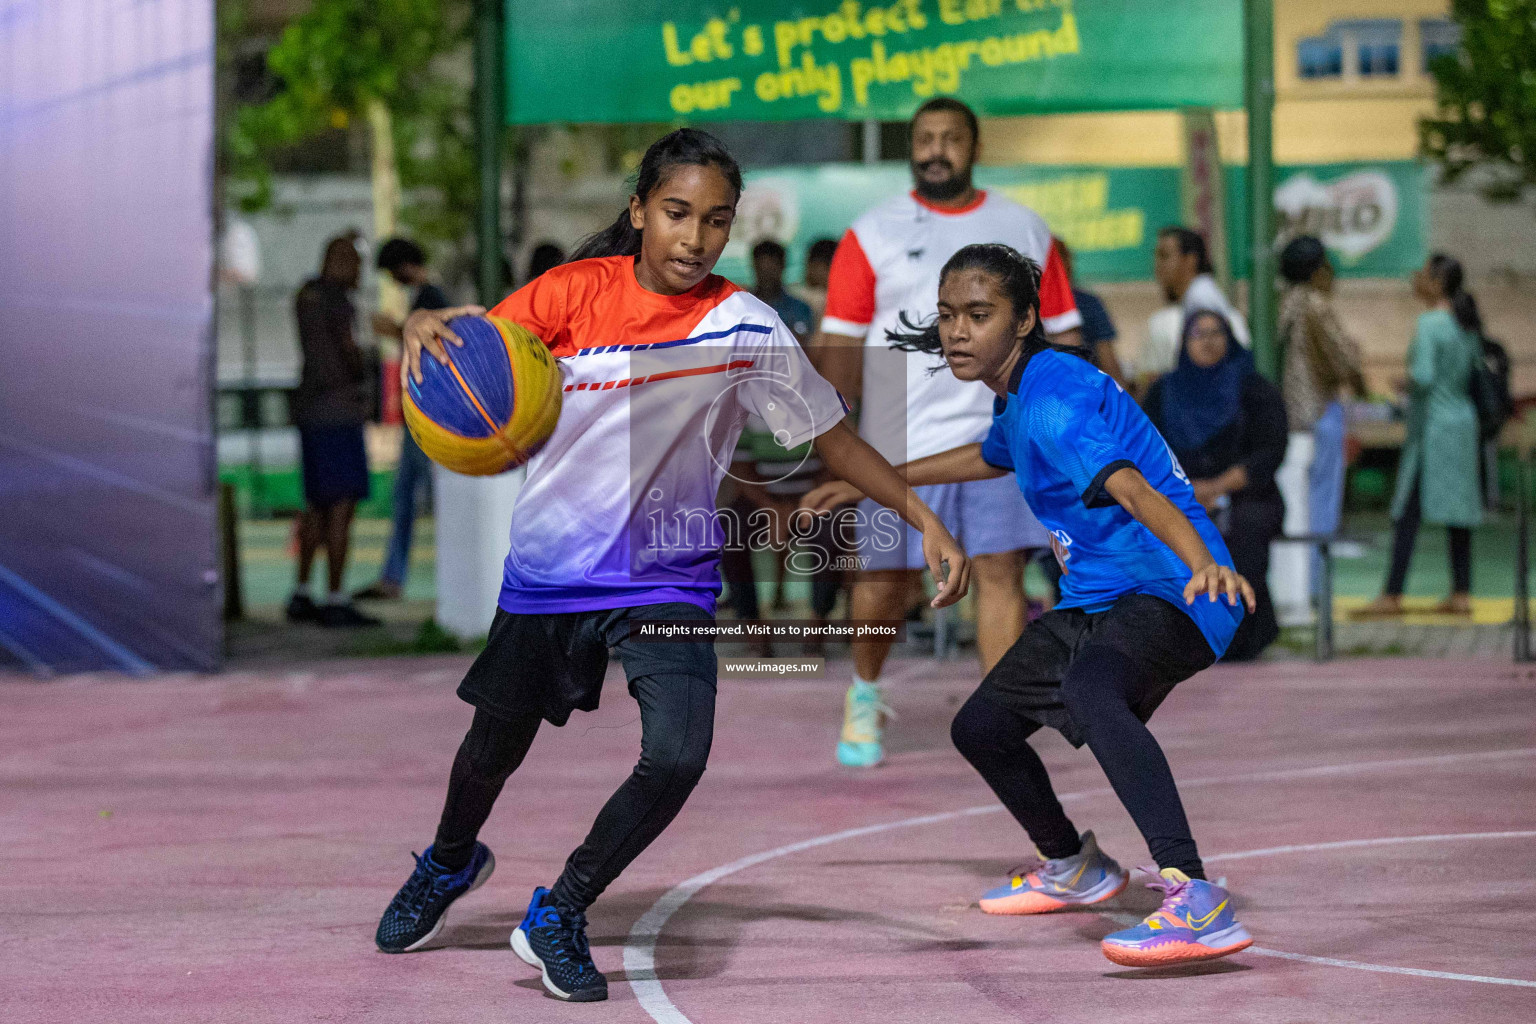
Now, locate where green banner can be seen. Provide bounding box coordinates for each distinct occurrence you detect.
[713,160,1427,286]
[506,0,1243,124]
[1226,161,1429,280]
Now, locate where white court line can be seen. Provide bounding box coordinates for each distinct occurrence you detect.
[1243,947,1536,988]
[1204,830,1536,865]
[624,747,1536,1023]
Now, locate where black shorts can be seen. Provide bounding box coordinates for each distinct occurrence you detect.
[974,593,1216,748]
[457,602,715,726]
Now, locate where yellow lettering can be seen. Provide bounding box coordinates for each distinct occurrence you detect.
[839,2,868,38]
[705,18,734,60]
[799,16,819,48]
[965,0,998,21]
[865,7,886,34]
[909,48,934,94]
[774,21,799,68]
[754,54,842,112]
[1054,11,1080,54]
[938,0,965,25]
[716,77,743,109]
[980,37,1004,64]
[886,0,906,32]
[662,23,692,66]
[1005,32,1040,61]
[816,57,843,111]
[823,12,847,43]
[954,40,978,68]
[671,77,743,113]
[743,24,764,56]
[905,0,928,31]
[932,43,958,91]
[851,56,875,105]
[690,29,713,62]
[1083,173,1108,210]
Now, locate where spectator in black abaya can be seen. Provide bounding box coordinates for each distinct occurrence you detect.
[1144,310,1287,661]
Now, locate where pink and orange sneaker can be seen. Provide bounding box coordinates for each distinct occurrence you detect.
[979,831,1128,915]
[1101,868,1253,967]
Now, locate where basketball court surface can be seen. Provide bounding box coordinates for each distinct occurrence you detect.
[4,655,1534,1022]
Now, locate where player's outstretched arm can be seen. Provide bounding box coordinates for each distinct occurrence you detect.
[799,442,1005,513]
[810,421,971,608]
[1102,467,1256,611]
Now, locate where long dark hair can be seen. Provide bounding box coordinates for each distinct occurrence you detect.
[1427,252,1483,336]
[568,128,744,263]
[886,243,1052,372]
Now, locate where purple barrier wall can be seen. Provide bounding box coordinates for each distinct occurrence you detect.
[0,0,218,672]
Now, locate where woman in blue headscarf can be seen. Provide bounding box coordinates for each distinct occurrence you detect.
[1144,310,1288,660]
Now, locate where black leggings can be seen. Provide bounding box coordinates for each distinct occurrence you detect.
[1386,472,1473,596]
[951,644,1206,879]
[431,675,715,913]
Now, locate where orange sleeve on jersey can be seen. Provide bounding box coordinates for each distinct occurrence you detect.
[822,229,876,329]
[1039,240,1077,321]
[489,267,571,354]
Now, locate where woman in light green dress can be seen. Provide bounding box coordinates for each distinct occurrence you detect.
[1357,254,1484,617]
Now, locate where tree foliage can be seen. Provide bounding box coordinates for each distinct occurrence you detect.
[224,0,476,243]
[1419,0,1536,204]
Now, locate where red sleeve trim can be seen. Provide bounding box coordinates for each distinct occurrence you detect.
[822,229,876,333]
[1038,239,1078,322]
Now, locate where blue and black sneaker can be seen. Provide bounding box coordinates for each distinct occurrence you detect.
[511,887,608,1002]
[374,842,495,953]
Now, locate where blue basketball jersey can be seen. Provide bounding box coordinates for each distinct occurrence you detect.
[980,348,1243,658]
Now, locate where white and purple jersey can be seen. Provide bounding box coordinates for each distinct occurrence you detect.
[488,255,849,615]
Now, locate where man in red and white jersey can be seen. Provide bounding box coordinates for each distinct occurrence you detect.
[813,97,1083,768]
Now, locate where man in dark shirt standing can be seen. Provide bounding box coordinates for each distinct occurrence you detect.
[751,239,813,342]
[355,238,450,602]
[288,236,379,627]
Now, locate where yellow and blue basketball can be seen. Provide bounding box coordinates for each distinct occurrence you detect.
[403,314,562,476]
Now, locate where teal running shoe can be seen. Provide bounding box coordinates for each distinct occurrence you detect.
[1101,868,1253,967]
[836,681,891,767]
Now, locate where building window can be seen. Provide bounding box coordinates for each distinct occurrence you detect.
[1350,19,1401,77]
[1421,18,1462,70]
[1298,19,1403,81]
[1298,36,1343,79]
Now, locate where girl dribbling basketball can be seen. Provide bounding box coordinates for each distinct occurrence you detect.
[373,129,971,1001]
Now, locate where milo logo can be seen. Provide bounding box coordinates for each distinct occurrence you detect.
[1275,170,1398,263]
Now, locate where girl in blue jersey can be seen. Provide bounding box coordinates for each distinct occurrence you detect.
[805,243,1258,968]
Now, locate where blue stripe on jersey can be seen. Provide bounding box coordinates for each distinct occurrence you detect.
[983,348,1243,659]
[574,322,773,356]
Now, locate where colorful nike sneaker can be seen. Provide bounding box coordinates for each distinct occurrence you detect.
[837,680,891,768]
[979,831,1128,915]
[1101,868,1253,967]
[511,887,608,1002]
[374,842,495,953]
